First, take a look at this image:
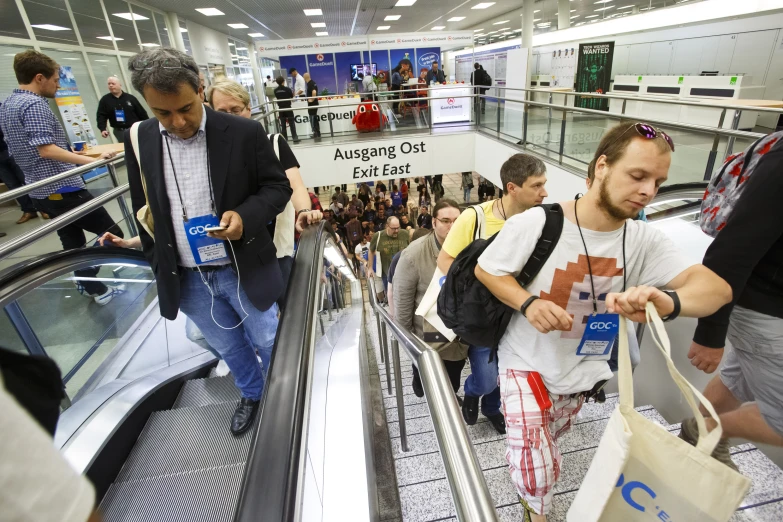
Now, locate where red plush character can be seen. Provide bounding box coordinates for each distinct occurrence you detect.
[352,102,387,132]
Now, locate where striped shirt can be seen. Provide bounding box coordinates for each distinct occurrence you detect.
[0,89,85,198]
[160,107,228,268]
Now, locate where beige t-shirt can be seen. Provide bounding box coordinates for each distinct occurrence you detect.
[0,372,95,521]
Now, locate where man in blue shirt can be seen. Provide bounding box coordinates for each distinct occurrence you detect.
[0,50,124,305]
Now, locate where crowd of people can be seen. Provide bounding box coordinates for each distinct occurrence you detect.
[1,45,782,522]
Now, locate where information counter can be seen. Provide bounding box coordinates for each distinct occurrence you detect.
[274,95,362,138]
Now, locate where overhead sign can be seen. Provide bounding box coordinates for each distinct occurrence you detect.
[258,36,367,57]
[367,32,473,50]
[294,133,474,186]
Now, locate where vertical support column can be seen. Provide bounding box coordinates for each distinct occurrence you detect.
[391,336,408,452]
[558,0,571,30]
[248,45,265,109]
[165,12,187,52]
[705,109,727,180]
[520,0,535,90]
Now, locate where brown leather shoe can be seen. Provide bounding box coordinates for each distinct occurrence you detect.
[40,212,50,220]
[16,212,37,224]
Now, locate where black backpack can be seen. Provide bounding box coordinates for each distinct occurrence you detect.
[482,70,493,87]
[437,203,563,350]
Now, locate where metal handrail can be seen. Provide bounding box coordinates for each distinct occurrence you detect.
[0,184,130,261]
[0,152,126,205]
[366,277,498,522]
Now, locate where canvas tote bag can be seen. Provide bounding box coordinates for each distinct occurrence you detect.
[130,122,154,240]
[568,303,751,522]
[415,267,457,343]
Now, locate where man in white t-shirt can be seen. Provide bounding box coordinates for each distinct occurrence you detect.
[354,232,370,276]
[475,122,733,521]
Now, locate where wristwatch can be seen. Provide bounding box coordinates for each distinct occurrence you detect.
[297,209,311,215]
[661,290,680,322]
[520,296,539,317]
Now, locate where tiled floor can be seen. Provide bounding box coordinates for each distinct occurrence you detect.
[365,306,783,521]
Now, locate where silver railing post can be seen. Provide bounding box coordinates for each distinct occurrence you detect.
[106,163,138,237]
[545,91,554,144]
[391,335,408,452]
[374,309,385,364]
[724,109,743,160]
[521,91,528,147]
[496,90,501,137]
[558,97,568,164]
[705,108,727,181]
[621,98,627,115]
[380,321,392,395]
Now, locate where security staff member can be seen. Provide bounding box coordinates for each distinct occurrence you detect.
[303,72,320,138]
[96,76,148,142]
[274,76,299,143]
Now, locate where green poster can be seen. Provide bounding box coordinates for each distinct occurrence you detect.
[730,76,737,85]
[678,76,684,84]
[575,41,615,111]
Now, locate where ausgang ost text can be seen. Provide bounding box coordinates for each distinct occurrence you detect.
[333,141,427,178]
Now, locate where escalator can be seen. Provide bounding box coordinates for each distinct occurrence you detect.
[0,222,370,522]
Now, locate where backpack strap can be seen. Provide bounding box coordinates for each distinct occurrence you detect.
[517,203,564,286]
[471,204,487,241]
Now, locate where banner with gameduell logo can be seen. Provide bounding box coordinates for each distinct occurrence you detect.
[568,305,750,522]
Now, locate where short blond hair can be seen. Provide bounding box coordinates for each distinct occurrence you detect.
[207,79,250,108]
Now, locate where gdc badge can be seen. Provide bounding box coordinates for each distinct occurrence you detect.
[185,214,228,264]
[576,313,619,356]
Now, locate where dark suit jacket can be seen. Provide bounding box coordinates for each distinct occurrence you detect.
[125,107,292,320]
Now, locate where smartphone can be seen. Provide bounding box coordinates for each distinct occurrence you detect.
[204,225,226,232]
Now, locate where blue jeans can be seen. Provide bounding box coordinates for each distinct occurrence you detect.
[179,267,278,400]
[463,187,471,202]
[382,274,389,293]
[463,345,501,416]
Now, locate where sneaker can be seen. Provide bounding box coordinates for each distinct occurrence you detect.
[519,497,545,522]
[462,395,479,425]
[214,360,230,377]
[93,284,126,306]
[678,417,739,472]
[486,412,506,434]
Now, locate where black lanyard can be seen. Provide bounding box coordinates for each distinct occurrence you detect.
[164,135,214,222]
[574,196,627,314]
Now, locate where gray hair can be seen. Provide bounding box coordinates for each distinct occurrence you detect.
[128,47,199,98]
[107,75,121,83]
[500,153,546,195]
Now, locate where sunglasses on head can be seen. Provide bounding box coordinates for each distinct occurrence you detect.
[617,122,675,152]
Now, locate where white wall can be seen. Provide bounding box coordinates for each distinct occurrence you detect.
[532,13,783,127]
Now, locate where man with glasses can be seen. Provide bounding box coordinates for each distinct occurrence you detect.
[0,50,124,306]
[394,199,466,397]
[437,154,550,437]
[124,48,292,436]
[474,123,731,521]
[368,216,410,294]
[97,75,148,143]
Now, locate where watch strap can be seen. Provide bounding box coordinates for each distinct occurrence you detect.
[662,290,680,322]
[521,295,540,317]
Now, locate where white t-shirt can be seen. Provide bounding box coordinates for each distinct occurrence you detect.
[293,75,306,96]
[0,373,95,521]
[355,242,369,261]
[478,206,694,395]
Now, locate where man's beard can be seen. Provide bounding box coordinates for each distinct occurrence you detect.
[598,173,638,221]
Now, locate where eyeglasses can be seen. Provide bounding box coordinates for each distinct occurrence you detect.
[615,122,675,152]
[130,58,198,75]
[434,217,455,225]
[218,106,249,116]
[387,226,400,231]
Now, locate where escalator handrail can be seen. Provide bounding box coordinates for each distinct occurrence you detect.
[234,220,333,522]
[0,247,148,308]
[651,182,708,205]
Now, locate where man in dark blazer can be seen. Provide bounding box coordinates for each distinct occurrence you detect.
[125,48,292,436]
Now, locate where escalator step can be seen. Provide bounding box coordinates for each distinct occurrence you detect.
[172,375,240,409]
[101,462,245,522]
[116,401,253,483]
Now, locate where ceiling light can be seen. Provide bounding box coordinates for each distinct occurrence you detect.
[311,22,326,27]
[571,15,580,18]
[591,18,599,22]
[618,4,634,8]
[195,8,224,16]
[236,47,247,50]
[164,27,188,32]
[113,12,149,21]
[471,3,496,9]
[96,36,123,40]
[595,6,614,10]
[94,59,109,62]
[595,0,613,3]
[377,25,390,30]
[385,15,401,20]
[140,43,160,47]
[228,23,248,28]
[534,9,540,13]
[493,19,509,24]
[316,31,328,35]
[303,9,323,15]
[448,16,466,21]
[248,32,264,37]
[396,0,417,5]
[533,18,541,21]
[432,26,445,30]
[473,28,484,31]
[585,14,599,17]
[571,9,577,11]
[31,24,71,31]
[576,21,585,25]
[501,31,512,35]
